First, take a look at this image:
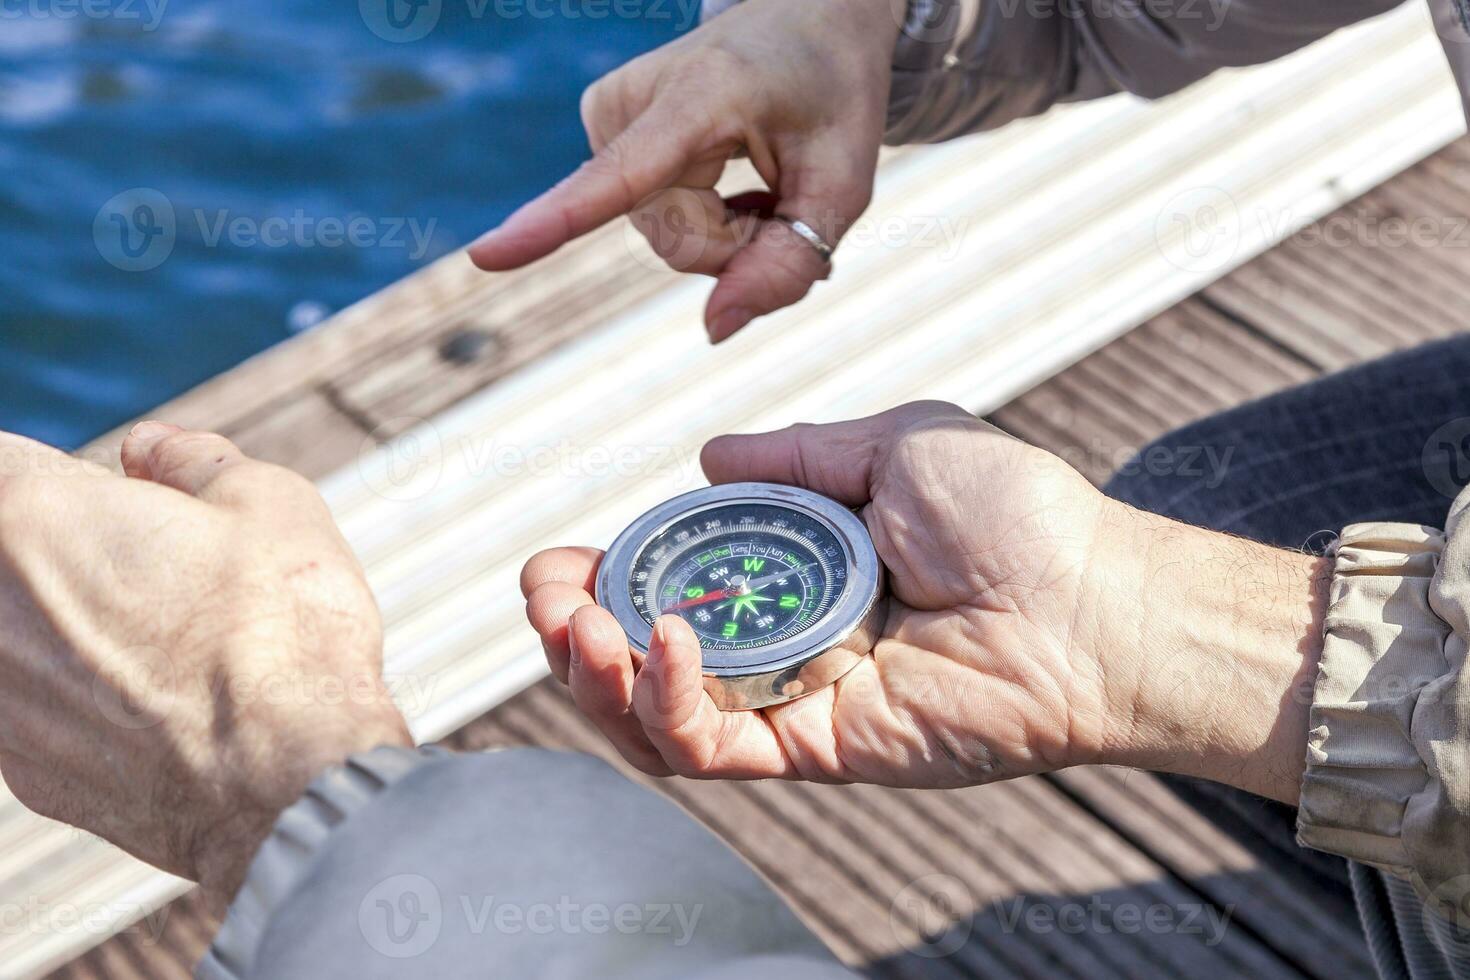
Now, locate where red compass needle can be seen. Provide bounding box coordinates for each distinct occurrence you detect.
[660,588,737,613]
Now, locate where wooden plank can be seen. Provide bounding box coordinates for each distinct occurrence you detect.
[1201,139,1470,371]
[989,305,1316,484]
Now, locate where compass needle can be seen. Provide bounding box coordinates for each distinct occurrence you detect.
[597,484,885,710]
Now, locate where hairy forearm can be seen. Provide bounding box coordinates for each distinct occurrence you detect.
[1094,503,1331,803]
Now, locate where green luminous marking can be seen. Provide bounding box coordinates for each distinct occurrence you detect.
[779,595,799,609]
[722,622,739,639]
[785,552,798,563]
[730,594,772,619]
[743,558,765,572]
[684,586,705,599]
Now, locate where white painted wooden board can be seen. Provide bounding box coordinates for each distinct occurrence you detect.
[4,5,1464,976]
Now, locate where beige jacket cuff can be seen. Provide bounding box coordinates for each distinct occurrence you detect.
[1299,496,1470,911]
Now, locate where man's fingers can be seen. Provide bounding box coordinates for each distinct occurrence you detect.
[520,547,603,599]
[123,421,248,499]
[468,105,708,272]
[121,421,317,513]
[700,401,972,505]
[566,605,673,776]
[701,414,888,506]
[526,581,597,684]
[632,616,794,779]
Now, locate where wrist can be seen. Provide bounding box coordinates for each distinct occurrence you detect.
[1089,501,1330,803]
[193,699,412,912]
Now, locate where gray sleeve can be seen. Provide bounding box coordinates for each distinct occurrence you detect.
[198,746,851,980]
[706,0,1467,143]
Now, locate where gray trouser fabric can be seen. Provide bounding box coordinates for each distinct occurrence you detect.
[228,749,851,980]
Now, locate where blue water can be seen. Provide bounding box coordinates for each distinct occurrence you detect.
[0,1,690,448]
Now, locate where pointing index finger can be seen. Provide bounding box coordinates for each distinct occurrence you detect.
[468,106,708,272]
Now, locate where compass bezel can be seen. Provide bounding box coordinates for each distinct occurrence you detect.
[597,482,885,709]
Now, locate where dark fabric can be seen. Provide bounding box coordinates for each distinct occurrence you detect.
[1102,334,1470,974]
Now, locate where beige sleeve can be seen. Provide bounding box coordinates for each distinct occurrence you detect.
[1298,487,1470,916]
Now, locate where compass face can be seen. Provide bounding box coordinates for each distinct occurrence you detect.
[627,502,849,651]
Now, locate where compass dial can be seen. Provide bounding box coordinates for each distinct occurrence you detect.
[598,482,884,709]
[628,503,847,651]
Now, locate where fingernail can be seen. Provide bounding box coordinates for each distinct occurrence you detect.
[646,620,667,668]
[708,308,752,342]
[129,420,179,443]
[567,628,582,668]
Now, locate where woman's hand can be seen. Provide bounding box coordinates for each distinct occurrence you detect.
[524,401,1329,799]
[0,425,411,910]
[469,0,900,342]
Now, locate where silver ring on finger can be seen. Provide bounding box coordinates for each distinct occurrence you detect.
[772,214,834,263]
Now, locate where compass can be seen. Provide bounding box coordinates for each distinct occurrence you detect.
[597,482,885,710]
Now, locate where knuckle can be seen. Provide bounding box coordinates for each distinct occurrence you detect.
[578,81,600,122]
[578,80,609,135]
[148,430,231,478]
[693,44,755,84]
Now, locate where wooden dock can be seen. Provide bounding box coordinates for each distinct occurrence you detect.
[11,8,1470,977]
